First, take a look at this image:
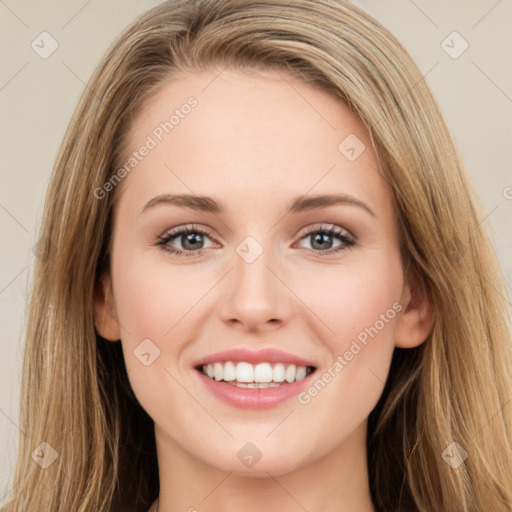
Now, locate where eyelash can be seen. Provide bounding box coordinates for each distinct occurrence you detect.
[155,223,356,257]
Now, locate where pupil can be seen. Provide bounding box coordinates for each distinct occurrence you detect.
[180,232,334,252]
[183,233,202,250]
[312,233,331,250]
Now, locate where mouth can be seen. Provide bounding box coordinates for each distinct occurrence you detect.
[194,361,317,389]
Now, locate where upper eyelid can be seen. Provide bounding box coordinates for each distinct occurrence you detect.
[302,223,354,238]
[158,223,355,245]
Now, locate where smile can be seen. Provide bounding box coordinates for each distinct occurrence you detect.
[198,361,315,388]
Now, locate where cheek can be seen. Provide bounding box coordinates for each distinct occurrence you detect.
[303,253,402,348]
[112,228,402,423]
[112,247,201,343]
[297,253,402,408]
[111,260,199,422]
[110,247,194,403]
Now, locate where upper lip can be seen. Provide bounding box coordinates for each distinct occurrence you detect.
[193,348,317,368]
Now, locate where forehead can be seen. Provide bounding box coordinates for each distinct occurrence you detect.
[117,67,392,223]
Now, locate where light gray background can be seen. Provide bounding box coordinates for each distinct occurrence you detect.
[1,0,511,499]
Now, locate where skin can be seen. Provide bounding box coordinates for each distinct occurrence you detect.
[94,67,434,512]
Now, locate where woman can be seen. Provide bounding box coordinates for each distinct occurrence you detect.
[3,1,511,511]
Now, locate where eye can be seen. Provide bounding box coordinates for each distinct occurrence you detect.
[295,224,356,255]
[154,223,356,258]
[155,224,216,257]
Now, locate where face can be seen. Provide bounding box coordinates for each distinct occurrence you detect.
[96,67,429,477]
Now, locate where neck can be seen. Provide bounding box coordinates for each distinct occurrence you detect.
[151,420,375,512]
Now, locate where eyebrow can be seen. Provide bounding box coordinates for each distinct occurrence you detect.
[140,193,375,217]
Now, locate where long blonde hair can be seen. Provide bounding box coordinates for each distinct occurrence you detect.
[3,1,511,511]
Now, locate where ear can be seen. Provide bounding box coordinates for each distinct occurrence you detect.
[94,272,121,342]
[394,272,435,349]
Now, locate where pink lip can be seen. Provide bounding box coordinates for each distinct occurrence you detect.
[193,348,316,368]
[195,369,317,410]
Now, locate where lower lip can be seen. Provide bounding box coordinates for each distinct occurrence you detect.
[195,368,316,410]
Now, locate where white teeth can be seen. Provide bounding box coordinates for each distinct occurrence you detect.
[236,362,254,382]
[285,364,296,383]
[254,362,273,383]
[273,363,286,382]
[227,381,289,389]
[214,362,223,381]
[223,361,236,381]
[296,366,307,381]
[201,361,313,384]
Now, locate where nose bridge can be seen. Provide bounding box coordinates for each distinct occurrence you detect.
[219,232,286,327]
[235,233,277,299]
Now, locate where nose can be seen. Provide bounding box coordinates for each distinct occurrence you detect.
[217,239,291,332]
